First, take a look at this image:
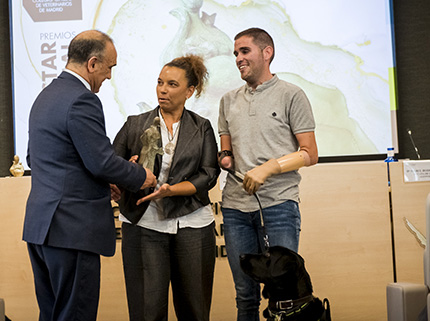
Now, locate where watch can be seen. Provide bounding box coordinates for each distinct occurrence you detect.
[218,150,234,160]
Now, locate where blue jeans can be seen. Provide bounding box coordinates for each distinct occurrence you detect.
[222,200,301,321]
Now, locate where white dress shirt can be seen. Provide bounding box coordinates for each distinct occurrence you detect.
[120,114,214,233]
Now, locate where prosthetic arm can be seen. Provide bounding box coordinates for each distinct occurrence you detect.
[243,151,311,194]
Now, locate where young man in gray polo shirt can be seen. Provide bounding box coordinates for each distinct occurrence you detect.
[218,27,318,321]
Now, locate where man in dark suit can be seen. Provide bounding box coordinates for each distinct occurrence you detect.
[23,30,156,321]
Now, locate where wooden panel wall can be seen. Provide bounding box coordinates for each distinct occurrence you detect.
[299,161,393,320]
[2,161,428,320]
[390,162,429,283]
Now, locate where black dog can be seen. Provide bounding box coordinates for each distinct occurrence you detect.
[240,246,331,321]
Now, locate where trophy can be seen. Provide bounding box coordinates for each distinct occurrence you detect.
[138,117,164,172]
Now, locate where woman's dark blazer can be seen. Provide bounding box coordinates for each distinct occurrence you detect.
[113,107,220,224]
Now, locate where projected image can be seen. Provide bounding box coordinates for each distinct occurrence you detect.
[11,0,396,169]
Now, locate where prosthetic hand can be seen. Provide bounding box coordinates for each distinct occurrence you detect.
[243,151,310,194]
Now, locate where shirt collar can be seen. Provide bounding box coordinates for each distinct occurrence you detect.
[245,74,278,93]
[63,68,91,91]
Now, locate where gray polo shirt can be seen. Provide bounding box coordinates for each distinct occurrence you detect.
[218,74,315,211]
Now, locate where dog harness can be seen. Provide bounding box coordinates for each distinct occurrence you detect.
[267,295,316,320]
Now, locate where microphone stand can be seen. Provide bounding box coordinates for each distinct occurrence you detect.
[407,129,421,160]
[385,148,398,282]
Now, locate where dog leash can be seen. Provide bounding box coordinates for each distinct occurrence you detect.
[225,168,270,253]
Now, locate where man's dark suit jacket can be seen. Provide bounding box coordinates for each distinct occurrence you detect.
[23,71,147,256]
[113,107,220,224]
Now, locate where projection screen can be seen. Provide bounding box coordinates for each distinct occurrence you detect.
[10,0,398,169]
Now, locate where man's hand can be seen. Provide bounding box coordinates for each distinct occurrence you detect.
[243,159,281,194]
[136,183,171,205]
[140,168,157,190]
[129,155,138,163]
[130,155,156,190]
[110,184,122,202]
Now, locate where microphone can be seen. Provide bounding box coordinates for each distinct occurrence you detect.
[407,129,421,160]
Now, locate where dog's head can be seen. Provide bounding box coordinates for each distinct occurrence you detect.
[240,246,313,301]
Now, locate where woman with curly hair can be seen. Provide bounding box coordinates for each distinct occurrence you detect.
[112,54,220,321]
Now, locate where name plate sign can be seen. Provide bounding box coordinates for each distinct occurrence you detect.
[403,160,430,182]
